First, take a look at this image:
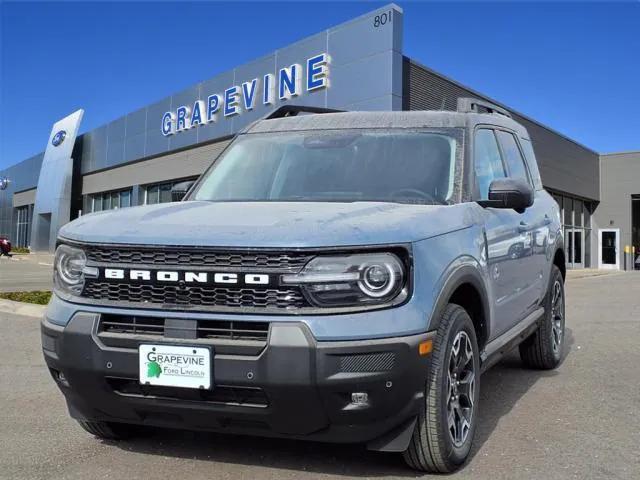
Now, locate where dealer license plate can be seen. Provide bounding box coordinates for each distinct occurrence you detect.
[139,344,211,389]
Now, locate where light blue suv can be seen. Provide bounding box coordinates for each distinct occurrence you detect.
[42,100,566,472]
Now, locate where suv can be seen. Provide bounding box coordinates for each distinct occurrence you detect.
[42,99,566,473]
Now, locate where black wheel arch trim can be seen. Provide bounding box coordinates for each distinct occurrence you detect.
[552,238,567,280]
[428,261,491,348]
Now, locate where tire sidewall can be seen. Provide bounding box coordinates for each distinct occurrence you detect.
[436,308,480,466]
[545,266,565,363]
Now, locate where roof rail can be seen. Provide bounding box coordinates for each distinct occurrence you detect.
[457,97,511,118]
[265,105,344,120]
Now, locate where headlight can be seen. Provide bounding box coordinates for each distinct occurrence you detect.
[282,253,407,308]
[54,244,88,295]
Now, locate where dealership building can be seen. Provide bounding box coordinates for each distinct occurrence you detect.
[0,4,637,270]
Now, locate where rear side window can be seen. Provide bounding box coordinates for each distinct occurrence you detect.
[496,130,530,184]
[474,129,506,200]
[519,138,543,190]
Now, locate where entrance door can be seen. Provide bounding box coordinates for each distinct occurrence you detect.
[566,229,584,269]
[599,229,620,270]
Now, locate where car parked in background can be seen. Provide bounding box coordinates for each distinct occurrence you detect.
[0,237,11,257]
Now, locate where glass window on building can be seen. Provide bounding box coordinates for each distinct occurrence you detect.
[120,189,131,208]
[563,196,573,226]
[92,195,102,212]
[110,191,119,209]
[146,185,160,205]
[89,188,134,213]
[549,191,594,270]
[160,183,172,203]
[574,199,583,227]
[144,178,198,205]
[15,205,33,248]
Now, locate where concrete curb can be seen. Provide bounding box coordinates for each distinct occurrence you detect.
[567,269,626,280]
[0,299,46,318]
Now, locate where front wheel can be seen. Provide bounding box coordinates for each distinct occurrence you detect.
[519,265,565,369]
[403,304,480,473]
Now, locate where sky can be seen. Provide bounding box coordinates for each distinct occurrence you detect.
[1,1,639,169]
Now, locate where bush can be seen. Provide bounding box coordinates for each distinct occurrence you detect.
[12,247,30,254]
[0,291,52,305]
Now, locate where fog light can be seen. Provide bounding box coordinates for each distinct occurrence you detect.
[54,370,69,387]
[351,392,369,405]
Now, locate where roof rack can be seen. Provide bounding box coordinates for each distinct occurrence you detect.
[264,105,344,120]
[456,97,511,118]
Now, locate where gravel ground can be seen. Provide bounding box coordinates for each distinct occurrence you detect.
[1,272,639,479]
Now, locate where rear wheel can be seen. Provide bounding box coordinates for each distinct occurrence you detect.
[403,304,480,473]
[77,420,138,440]
[519,265,565,369]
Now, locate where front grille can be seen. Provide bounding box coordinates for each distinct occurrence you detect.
[84,281,307,310]
[85,246,312,271]
[106,378,269,407]
[100,315,164,335]
[197,320,269,341]
[99,314,270,342]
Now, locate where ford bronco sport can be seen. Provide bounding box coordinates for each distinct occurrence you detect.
[42,99,566,472]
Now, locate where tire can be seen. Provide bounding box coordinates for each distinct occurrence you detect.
[76,420,138,440]
[403,304,480,473]
[519,265,565,370]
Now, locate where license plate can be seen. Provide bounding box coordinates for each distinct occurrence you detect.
[139,344,211,389]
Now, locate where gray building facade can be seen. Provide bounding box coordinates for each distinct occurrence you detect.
[594,152,640,270]
[0,4,632,270]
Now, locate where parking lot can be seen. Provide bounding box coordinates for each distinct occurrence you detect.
[0,255,53,292]
[1,271,639,480]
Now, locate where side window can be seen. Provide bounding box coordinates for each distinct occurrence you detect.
[474,129,506,200]
[519,138,543,190]
[496,130,530,183]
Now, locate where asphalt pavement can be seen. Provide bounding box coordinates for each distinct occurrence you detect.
[1,272,638,479]
[0,255,53,292]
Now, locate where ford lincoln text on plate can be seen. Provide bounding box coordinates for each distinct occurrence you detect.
[42,100,566,473]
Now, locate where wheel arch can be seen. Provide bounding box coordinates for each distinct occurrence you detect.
[553,247,566,281]
[429,264,490,351]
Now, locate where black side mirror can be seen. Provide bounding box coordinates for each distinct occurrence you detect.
[478,178,534,213]
[171,181,195,202]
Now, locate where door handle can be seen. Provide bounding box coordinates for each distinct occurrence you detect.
[518,221,530,233]
[543,215,552,226]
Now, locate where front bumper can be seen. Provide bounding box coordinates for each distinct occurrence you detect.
[42,312,433,448]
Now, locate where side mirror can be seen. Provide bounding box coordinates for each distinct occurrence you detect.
[478,178,534,213]
[171,181,195,202]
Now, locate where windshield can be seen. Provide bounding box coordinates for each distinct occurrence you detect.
[192,129,461,205]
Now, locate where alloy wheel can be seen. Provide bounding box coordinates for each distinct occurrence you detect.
[551,280,565,354]
[446,331,475,447]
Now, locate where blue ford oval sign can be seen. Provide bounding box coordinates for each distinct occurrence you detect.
[52,130,67,147]
[0,177,9,191]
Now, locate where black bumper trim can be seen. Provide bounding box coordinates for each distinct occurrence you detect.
[42,312,433,446]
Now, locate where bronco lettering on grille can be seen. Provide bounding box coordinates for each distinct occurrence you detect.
[102,268,270,286]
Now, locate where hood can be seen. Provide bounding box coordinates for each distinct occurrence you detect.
[59,201,474,248]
